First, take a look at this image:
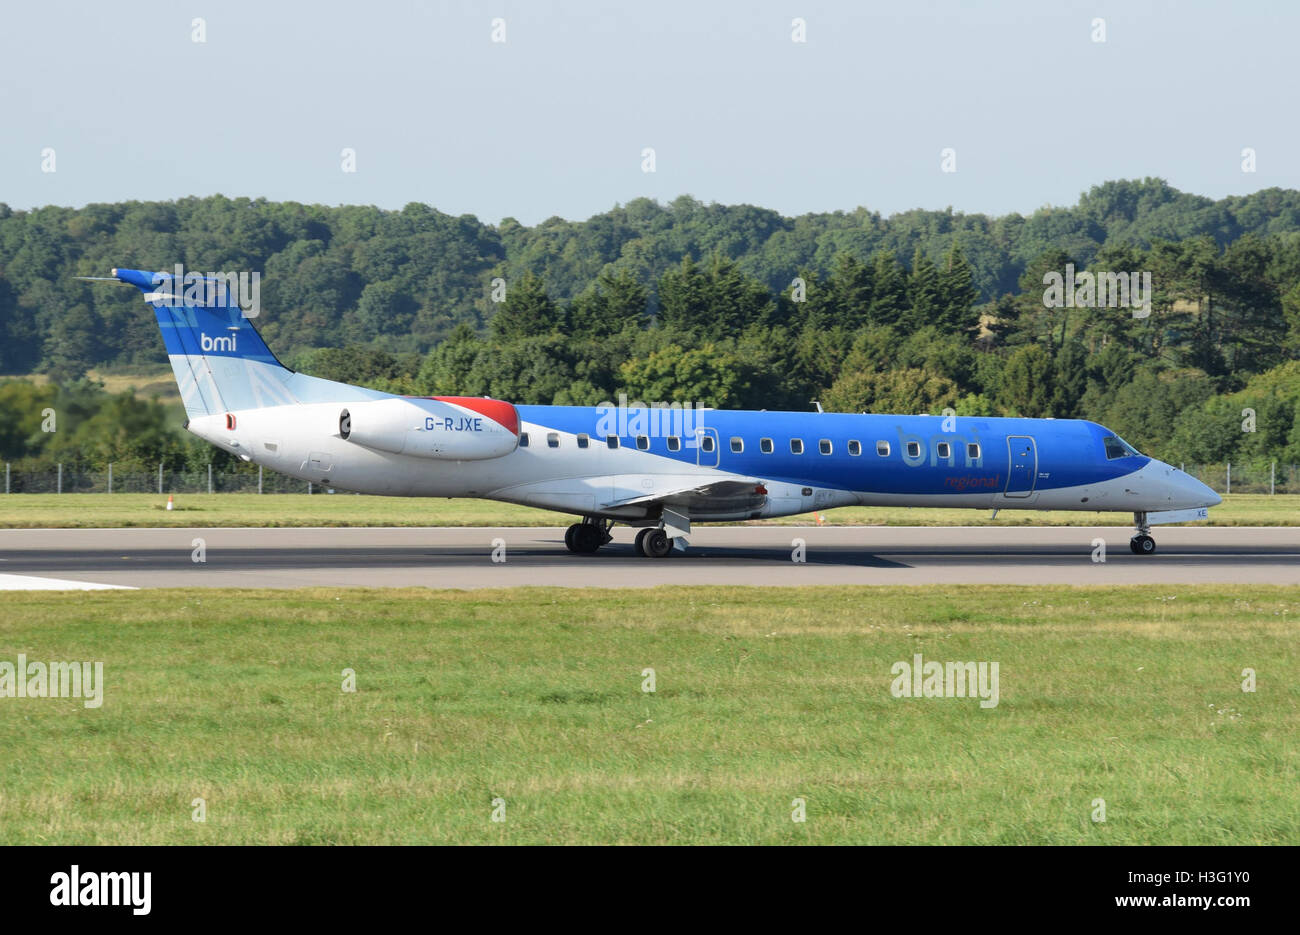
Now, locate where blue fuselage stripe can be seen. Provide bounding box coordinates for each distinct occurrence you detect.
[515,405,1147,495]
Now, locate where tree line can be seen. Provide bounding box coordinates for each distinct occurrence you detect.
[1,177,1299,470]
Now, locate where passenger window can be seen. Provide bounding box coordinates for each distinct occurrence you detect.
[606,435,619,449]
[967,442,980,460]
[667,437,680,451]
[730,437,743,453]
[760,438,774,453]
[700,435,716,453]
[847,440,861,456]
[576,433,589,449]
[818,439,832,455]
[636,435,649,450]
[906,441,921,458]
[547,433,559,448]
[519,432,529,448]
[876,441,890,457]
[790,439,804,455]
[936,442,951,459]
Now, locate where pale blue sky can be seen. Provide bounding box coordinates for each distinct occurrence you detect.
[1,0,1294,223]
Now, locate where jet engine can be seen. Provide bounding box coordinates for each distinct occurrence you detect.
[339,396,519,461]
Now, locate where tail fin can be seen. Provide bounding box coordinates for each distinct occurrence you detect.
[114,268,297,417]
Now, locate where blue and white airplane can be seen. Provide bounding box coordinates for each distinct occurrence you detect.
[108,267,1220,557]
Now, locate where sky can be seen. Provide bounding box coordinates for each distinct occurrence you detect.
[1,0,1296,225]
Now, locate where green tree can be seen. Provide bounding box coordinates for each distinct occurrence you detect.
[825,252,874,330]
[570,268,647,336]
[867,251,908,327]
[904,247,941,332]
[489,271,562,340]
[822,367,958,415]
[1051,339,1089,417]
[417,324,484,395]
[998,344,1055,417]
[937,241,978,334]
[619,343,754,408]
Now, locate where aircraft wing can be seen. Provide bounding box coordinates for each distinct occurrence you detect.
[602,473,768,510]
[487,471,772,518]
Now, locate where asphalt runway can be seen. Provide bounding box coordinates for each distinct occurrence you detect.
[0,526,1296,589]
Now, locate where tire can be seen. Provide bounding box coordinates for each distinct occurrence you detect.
[575,524,603,554]
[564,524,581,553]
[643,528,672,558]
[634,528,652,556]
[1131,535,1156,555]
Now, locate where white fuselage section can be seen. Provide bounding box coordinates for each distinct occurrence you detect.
[189,403,1218,522]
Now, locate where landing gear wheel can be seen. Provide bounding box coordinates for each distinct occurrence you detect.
[565,523,604,554]
[634,528,653,557]
[642,528,673,558]
[1130,534,1156,555]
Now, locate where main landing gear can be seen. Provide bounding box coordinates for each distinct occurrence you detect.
[633,527,675,558]
[634,507,690,558]
[565,510,689,559]
[1130,512,1157,555]
[564,518,613,554]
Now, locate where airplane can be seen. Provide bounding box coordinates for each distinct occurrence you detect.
[104,267,1221,558]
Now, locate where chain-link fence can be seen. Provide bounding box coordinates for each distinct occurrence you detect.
[3,461,1298,495]
[2,464,321,494]
[1179,462,1298,495]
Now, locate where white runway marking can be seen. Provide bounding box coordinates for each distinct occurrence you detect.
[0,574,136,591]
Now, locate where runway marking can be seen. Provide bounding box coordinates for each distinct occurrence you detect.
[0,574,136,591]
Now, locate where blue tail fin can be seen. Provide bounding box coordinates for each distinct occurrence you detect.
[114,268,298,417]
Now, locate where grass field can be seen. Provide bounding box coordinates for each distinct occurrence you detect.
[0,492,1296,528]
[0,585,1295,845]
[11,367,181,406]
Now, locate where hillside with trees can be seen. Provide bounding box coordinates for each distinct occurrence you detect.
[2,177,1299,472]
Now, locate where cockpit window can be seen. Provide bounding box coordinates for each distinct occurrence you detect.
[1103,435,1140,460]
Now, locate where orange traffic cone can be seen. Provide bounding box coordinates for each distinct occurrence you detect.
[166,494,174,511]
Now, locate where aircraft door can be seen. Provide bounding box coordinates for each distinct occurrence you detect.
[1004,435,1037,497]
[696,427,720,468]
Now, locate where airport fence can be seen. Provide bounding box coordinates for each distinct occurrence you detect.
[1177,461,1298,495]
[1,464,325,494]
[2,461,1298,495]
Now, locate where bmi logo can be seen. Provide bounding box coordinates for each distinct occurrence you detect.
[200,333,237,353]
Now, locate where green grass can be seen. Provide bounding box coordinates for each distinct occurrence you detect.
[0,585,1295,844]
[0,492,1293,528]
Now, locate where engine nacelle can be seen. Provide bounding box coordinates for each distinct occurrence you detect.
[339,396,519,461]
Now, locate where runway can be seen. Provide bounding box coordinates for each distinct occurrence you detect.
[0,525,1296,589]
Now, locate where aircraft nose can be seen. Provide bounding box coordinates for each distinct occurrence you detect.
[1161,463,1221,508]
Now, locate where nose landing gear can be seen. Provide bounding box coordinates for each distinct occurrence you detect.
[1130,512,1157,555]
